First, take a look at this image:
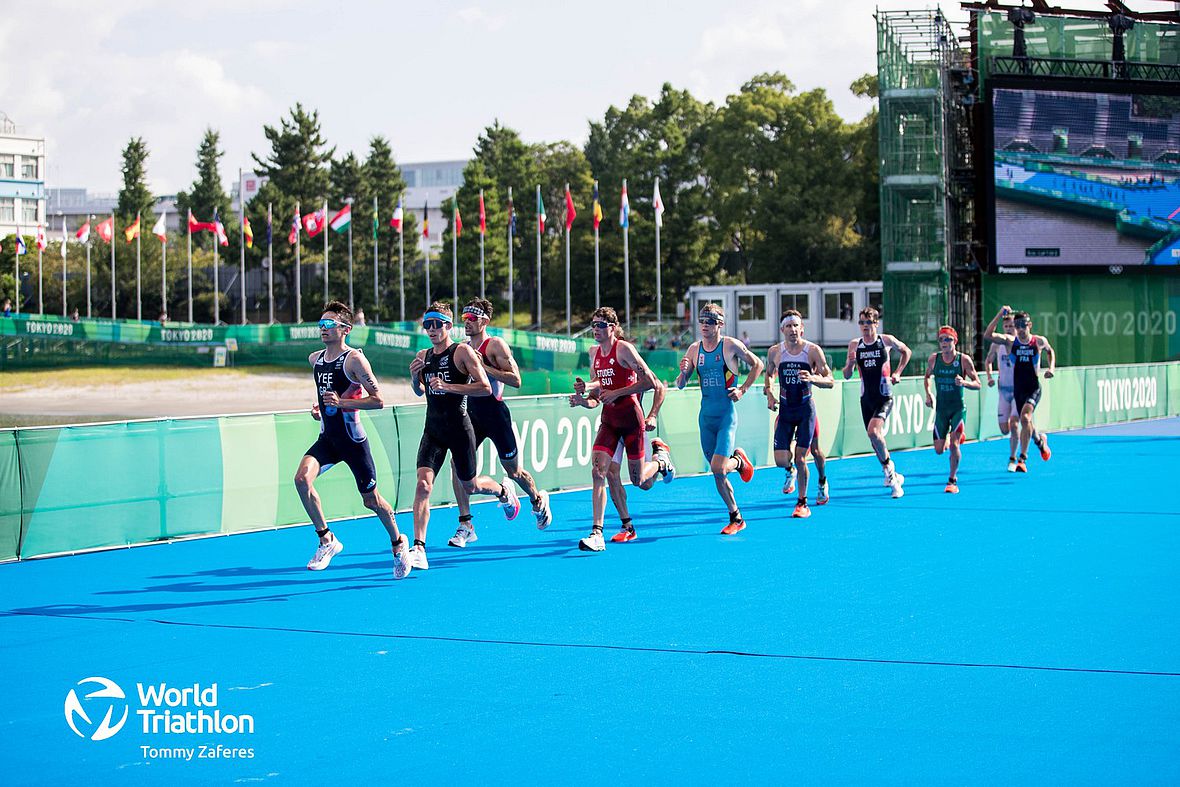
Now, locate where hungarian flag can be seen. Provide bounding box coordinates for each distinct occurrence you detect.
[124,215,141,243]
[35,224,47,251]
[537,190,546,234]
[390,199,403,233]
[243,216,253,248]
[76,221,91,243]
[454,201,462,238]
[422,200,429,238]
[564,185,576,231]
[619,183,630,228]
[478,191,486,235]
[288,207,300,246]
[328,204,351,233]
[371,198,378,240]
[96,216,114,243]
[303,208,326,237]
[653,179,665,229]
[592,182,602,230]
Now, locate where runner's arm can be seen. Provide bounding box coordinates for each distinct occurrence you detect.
[603,342,658,402]
[959,354,982,389]
[842,339,857,379]
[804,344,835,388]
[333,352,385,410]
[675,342,700,390]
[409,350,427,397]
[984,306,1014,346]
[884,334,913,380]
[923,354,936,406]
[1040,336,1056,378]
[729,338,763,400]
[485,337,522,389]
[432,344,493,396]
[984,343,997,385]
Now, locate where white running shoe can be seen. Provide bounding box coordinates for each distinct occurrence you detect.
[816,479,830,505]
[651,439,676,483]
[448,521,477,548]
[533,489,553,530]
[409,544,429,570]
[890,472,906,499]
[393,540,412,580]
[1006,458,1017,473]
[306,535,343,571]
[578,529,606,552]
[782,469,797,495]
[499,478,521,521]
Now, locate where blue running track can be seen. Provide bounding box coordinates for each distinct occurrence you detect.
[3,419,1179,783]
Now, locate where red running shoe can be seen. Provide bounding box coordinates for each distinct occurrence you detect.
[720,519,746,535]
[732,447,754,483]
[792,502,811,519]
[610,526,637,543]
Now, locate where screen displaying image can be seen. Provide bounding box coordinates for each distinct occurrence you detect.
[991,85,1180,268]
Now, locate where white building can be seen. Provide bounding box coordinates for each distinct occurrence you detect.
[401,159,464,252]
[0,113,45,239]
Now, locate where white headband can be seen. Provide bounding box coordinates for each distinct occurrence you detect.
[781,316,802,328]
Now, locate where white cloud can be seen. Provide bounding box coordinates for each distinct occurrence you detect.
[452,6,506,31]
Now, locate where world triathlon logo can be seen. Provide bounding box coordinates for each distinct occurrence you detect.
[64,677,129,741]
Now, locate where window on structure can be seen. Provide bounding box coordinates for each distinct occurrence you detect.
[0,155,13,178]
[779,293,810,319]
[21,201,37,224]
[0,199,13,221]
[825,291,854,321]
[20,158,36,179]
[738,294,766,322]
[868,290,883,316]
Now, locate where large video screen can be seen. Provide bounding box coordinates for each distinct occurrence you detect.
[990,84,1180,271]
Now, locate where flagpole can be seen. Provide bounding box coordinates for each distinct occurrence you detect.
[239,169,247,325]
[136,211,142,321]
[508,186,514,327]
[479,188,485,300]
[344,197,353,311]
[213,211,220,325]
[451,200,458,312]
[295,201,302,323]
[594,180,600,309]
[13,227,18,315]
[110,211,116,320]
[424,243,431,309]
[622,180,630,334]
[161,213,167,319]
[564,183,571,337]
[37,237,43,315]
[61,217,67,317]
[323,200,329,306]
[86,216,92,318]
[186,213,193,322]
[397,195,405,322]
[535,184,542,330]
[654,177,662,326]
[267,203,274,324]
[372,195,378,318]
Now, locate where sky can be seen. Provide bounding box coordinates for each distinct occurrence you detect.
[0,0,1132,196]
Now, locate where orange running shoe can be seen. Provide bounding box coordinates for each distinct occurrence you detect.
[1037,434,1052,462]
[944,481,959,494]
[720,519,746,535]
[732,447,754,483]
[610,526,637,543]
[1015,460,1028,473]
[791,501,811,519]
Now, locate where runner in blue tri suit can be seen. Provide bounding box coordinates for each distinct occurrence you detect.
[675,303,763,535]
[294,301,412,579]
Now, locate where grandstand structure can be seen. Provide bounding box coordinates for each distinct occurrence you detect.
[878,1,1180,363]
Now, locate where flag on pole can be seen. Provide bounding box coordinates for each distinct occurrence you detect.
[15,231,27,256]
[152,213,167,243]
[288,207,300,245]
[454,201,462,238]
[537,190,546,234]
[35,224,47,251]
[96,216,114,242]
[76,221,91,243]
[303,208,326,237]
[478,191,486,235]
[266,211,273,246]
[592,182,602,230]
[422,201,429,238]
[371,202,378,240]
[328,204,351,233]
[653,179,665,228]
[243,216,253,248]
[508,193,516,235]
[60,218,68,259]
[619,183,630,228]
[390,199,403,233]
[213,211,229,247]
[564,185,577,231]
[188,212,216,233]
[124,216,140,243]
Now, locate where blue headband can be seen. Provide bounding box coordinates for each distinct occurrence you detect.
[423,311,452,323]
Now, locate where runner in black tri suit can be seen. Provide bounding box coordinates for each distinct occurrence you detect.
[408,301,521,570]
[447,297,552,549]
[984,306,1055,473]
[294,301,412,579]
[842,306,912,499]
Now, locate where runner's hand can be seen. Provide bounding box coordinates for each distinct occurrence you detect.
[767,396,778,412]
[987,377,995,387]
[925,394,934,408]
[727,387,744,402]
[573,376,586,395]
[1045,370,1055,379]
[644,415,657,432]
[890,372,901,385]
[409,356,425,377]
[679,356,692,375]
[429,376,446,392]
[600,388,621,404]
[311,404,321,421]
[322,391,340,407]
[954,375,964,387]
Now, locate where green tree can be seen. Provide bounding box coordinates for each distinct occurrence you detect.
[364,136,418,321]
[175,128,232,250]
[116,137,154,221]
[848,74,881,280]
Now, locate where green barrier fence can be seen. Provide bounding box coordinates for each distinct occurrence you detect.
[3,361,1178,561]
